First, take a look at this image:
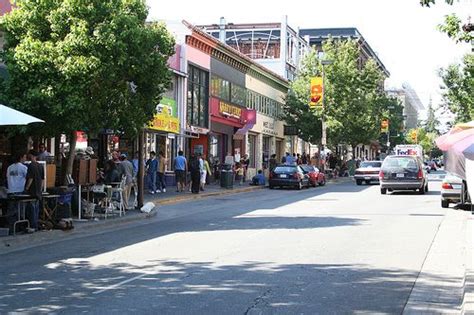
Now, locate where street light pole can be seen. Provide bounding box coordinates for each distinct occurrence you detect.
[320,59,332,169]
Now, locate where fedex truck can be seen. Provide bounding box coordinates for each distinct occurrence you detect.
[394,145,423,158]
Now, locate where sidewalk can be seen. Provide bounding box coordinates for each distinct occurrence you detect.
[403,209,473,314]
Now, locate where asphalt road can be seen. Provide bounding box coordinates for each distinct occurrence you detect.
[0,173,450,314]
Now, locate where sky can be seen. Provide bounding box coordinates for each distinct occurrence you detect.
[147,0,473,116]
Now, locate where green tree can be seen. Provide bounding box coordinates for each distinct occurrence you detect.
[420,0,474,43]
[439,54,474,124]
[424,97,441,134]
[406,127,437,157]
[0,0,175,180]
[283,40,387,153]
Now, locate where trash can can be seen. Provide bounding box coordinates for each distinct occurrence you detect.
[220,164,234,189]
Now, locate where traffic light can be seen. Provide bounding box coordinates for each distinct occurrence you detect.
[410,130,418,142]
[309,77,323,109]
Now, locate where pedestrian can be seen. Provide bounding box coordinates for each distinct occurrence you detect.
[235,162,244,185]
[200,154,212,191]
[6,152,27,233]
[250,169,266,186]
[310,153,318,166]
[269,154,277,172]
[117,153,134,210]
[281,153,287,164]
[189,154,201,194]
[103,160,120,184]
[37,143,51,161]
[156,151,167,193]
[241,154,250,182]
[24,150,44,232]
[174,150,187,192]
[146,151,158,194]
[285,152,293,165]
[297,153,302,165]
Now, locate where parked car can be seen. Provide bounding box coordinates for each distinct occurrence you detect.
[379,155,429,195]
[300,164,326,187]
[269,165,310,190]
[354,161,382,185]
[441,174,462,208]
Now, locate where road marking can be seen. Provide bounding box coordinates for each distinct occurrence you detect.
[93,273,147,294]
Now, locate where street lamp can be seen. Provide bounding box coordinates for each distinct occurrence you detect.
[320,59,333,164]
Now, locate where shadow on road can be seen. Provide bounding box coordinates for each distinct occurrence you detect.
[0,260,461,314]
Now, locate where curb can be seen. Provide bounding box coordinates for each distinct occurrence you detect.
[462,216,473,314]
[152,185,265,206]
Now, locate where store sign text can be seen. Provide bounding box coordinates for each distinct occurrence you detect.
[219,101,242,119]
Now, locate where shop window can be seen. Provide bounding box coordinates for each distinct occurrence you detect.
[187,65,209,128]
[231,84,246,107]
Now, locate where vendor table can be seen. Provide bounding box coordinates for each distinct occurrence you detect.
[8,194,36,235]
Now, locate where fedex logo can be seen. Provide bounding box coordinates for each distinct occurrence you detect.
[396,149,417,156]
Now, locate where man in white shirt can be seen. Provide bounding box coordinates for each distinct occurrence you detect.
[7,153,27,193]
[6,152,27,233]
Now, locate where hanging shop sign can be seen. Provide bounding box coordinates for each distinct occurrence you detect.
[149,97,180,134]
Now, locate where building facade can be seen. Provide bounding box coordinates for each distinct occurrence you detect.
[199,17,311,157]
[163,20,289,176]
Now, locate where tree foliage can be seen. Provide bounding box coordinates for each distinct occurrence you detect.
[439,54,474,124]
[0,0,175,138]
[420,0,474,43]
[283,39,388,149]
[406,127,437,157]
[423,98,441,134]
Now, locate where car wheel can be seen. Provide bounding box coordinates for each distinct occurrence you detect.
[319,179,326,186]
[365,180,370,185]
[425,184,429,192]
[356,179,362,185]
[418,187,425,195]
[441,200,449,208]
[381,188,387,195]
[269,185,274,189]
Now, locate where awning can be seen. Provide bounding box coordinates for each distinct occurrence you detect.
[233,123,255,140]
[0,104,44,126]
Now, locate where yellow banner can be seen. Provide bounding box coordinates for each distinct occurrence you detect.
[309,77,323,109]
[149,106,180,133]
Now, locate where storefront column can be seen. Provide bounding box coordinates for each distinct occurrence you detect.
[256,133,263,171]
[270,136,276,155]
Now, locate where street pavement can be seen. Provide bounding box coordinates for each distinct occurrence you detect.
[0,172,470,314]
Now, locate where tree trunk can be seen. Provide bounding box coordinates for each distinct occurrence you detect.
[64,131,77,185]
[137,130,145,209]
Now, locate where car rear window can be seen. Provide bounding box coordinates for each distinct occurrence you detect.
[383,157,419,170]
[360,161,382,168]
[274,166,297,173]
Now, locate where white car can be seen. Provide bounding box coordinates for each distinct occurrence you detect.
[441,174,462,208]
[354,161,382,185]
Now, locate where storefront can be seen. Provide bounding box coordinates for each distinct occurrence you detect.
[247,113,285,177]
[210,98,255,165]
[147,97,180,170]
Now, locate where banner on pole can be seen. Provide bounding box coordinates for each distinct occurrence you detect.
[309,77,323,109]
